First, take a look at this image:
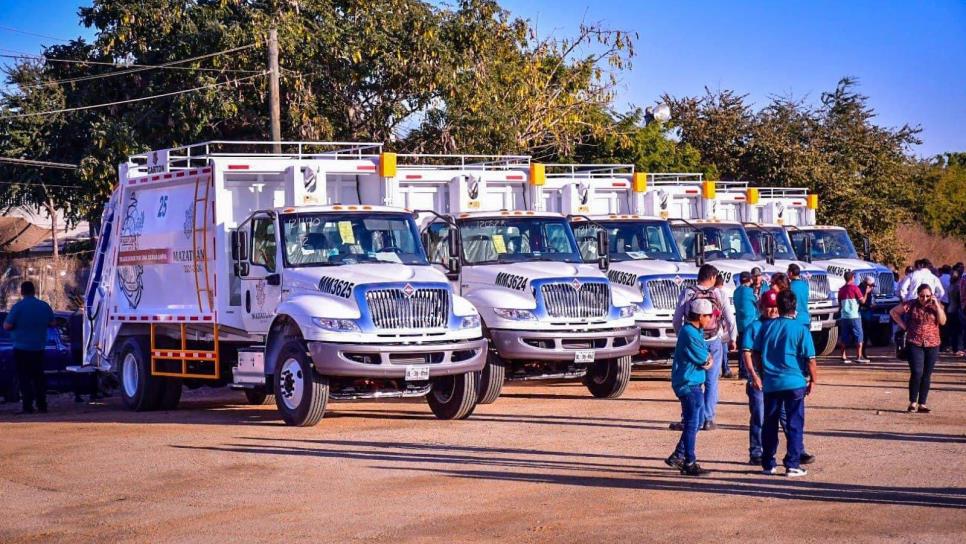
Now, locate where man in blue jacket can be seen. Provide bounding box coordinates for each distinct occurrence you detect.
[665,299,715,476]
[753,289,818,477]
[3,281,55,414]
[788,263,811,330]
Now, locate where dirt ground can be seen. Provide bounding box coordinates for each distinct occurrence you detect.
[1,346,964,543]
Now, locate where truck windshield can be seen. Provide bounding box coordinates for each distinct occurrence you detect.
[572,220,683,262]
[789,228,859,260]
[671,224,757,261]
[746,227,797,260]
[280,212,429,267]
[458,217,582,265]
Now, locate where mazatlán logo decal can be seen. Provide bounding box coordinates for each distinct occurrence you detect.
[116,192,146,309]
[467,175,480,200]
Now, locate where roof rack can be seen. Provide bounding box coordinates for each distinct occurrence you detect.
[755,187,810,199]
[127,140,384,172]
[394,153,530,171]
[544,163,635,178]
[647,173,704,185]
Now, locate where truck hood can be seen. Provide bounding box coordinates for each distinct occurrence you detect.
[471,261,606,287]
[811,258,888,275]
[284,263,447,294]
[772,259,827,274]
[610,259,698,277]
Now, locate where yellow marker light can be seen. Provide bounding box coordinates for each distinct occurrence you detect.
[632,172,648,193]
[378,152,397,177]
[807,194,819,210]
[746,188,759,204]
[529,163,546,186]
[702,180,716,199]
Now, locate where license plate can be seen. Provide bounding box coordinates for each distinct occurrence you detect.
[879,314,892,324]
[575,350,596,363]
[809,321,822,332]
[405,365,430,381]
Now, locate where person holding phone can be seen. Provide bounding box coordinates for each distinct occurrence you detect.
[891,284,946,413]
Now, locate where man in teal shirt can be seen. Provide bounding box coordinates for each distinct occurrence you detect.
[753,289,818,477]
[3,281,55,414]
[788,263,811,329]
[665,299,714,477]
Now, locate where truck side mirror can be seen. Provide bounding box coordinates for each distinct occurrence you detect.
[764,234,776,265]
[803,236,813,263]
[596,229,610,272]
[231,231,240,260]
[234,230,249,262]
[862,236,871,261]
[447,226,462,278]
[695,231,706,267]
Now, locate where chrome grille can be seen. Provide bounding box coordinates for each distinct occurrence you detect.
[646,278,698,310]
[365,288,449,329]
[541,282,609,319]
[806,273,831,301]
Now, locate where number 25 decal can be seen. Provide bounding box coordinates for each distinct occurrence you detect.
[158,195,168,218]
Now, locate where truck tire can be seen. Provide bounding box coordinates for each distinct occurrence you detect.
[158,378,183,410]
[427,371,478,420]
[475,351,505,405]
[812,327,839,357]
[583,355,632,399]
[273,339,328,426]
[244,389,276,405]
[117,336,164,411]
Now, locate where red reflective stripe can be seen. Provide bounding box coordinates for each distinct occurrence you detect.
[405,174,423,180]
[189,169,198,176]
[202,167,211,173]
[685,189,699,194]
[612,182,626,187]
[176,171,186,177]
[151,176,161,181]
[163,173,173,179]
[735,196,745,200]
[506,175,524,180]
[792,201,803,205]
[227,165,250,170]
[357,165,376,172]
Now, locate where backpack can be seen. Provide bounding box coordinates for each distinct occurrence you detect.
[684,285,724,339]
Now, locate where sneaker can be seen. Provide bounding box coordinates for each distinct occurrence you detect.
[680,463,710,476]
[917,405,931,414]
[841,358,854,364]
[668,422,684,431]
[702,421,717,431]
[761,467,779,475]
[664,455,686,469]
[786,467,808,477]
[800,453,816,465]
[856,357,871,364]
[749,456,762,465]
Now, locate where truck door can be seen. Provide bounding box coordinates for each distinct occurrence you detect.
[423,221,461,293]
[235,213,282,333]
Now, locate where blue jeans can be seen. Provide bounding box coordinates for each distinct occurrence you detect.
[747,382,790,458]
[907,345,939,404]
[762,387,807,470]
[673,385,705,464]
[702,339,724,425]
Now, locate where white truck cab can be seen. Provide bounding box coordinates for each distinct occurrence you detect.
[83,141,486,426]
[362,155,640,403]
[744,187,899,346]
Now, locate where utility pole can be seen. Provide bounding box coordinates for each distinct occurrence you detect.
[268,28,281,153]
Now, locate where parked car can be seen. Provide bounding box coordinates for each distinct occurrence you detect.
[1,311,83,403]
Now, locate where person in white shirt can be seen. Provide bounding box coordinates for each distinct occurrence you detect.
[898,259,945,302]
[938,265,951,304]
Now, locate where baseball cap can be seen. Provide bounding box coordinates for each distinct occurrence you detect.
[760,290,779,309]
[750,267,762,277]
[690,298,714,315]
[739,271,751,283]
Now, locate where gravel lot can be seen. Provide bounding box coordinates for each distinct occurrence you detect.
[1,346,964,543]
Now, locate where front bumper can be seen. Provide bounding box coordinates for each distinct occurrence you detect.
[490,325,640,361]
[637,319,679,348]
[307,338,487,378]
[808,302,839,329]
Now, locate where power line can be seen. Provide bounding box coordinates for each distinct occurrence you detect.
[0,54,259,74]
[0,180,84,189]
[0,25,72,43]
[0,71,268,120]
[0,157,78,169]
[11,43,260,89]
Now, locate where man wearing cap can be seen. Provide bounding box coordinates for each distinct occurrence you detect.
[733,271,758,378]
[751,267,769,299]
[741,291,779,464]
[753,289,818,477]
[788,264,811,330]
[665,298,714,476]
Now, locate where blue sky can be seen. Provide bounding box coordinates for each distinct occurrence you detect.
[2,0,964,157]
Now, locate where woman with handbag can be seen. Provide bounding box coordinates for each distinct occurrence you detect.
[890,284,946,413]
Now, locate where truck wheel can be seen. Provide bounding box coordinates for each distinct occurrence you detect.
[475,351,505,405]
[158,378,183,410]
[117,336,164,411]
[427,372,478,420]
[273,340,328,426]
[583,355,632,398]
[244,389,276,405]
[812,327,839,357]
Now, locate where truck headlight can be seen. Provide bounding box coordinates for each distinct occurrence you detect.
[493,308,536,321]
[459,315,481,329]
[311,317,361,332]
[618,305,636,319]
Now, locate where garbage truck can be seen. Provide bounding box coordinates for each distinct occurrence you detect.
[83,141,487,426]
[746,187,899,346]
[344,154,640,403]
